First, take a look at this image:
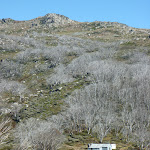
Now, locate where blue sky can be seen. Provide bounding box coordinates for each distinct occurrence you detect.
[0,0,150,29]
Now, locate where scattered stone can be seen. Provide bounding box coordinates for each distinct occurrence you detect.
[0,108,11,114]
[58,87,62,90]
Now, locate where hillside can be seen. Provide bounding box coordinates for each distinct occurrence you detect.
[0,13,150,150]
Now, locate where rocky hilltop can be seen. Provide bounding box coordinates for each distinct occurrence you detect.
[36,13,77,26]
[0,13,77,27]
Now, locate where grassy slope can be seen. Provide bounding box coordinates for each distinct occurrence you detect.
[0,20,150,150]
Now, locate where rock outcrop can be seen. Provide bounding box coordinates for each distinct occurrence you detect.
[37,13,76,26]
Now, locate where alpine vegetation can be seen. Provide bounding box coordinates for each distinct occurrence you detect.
[0,13,150,150]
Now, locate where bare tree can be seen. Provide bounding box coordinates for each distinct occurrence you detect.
[93,106,115,143]
[0,116,12,145]
[14,118,65,150]
[133,124,150,150]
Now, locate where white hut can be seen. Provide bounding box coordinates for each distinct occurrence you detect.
[88,144,116,150]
